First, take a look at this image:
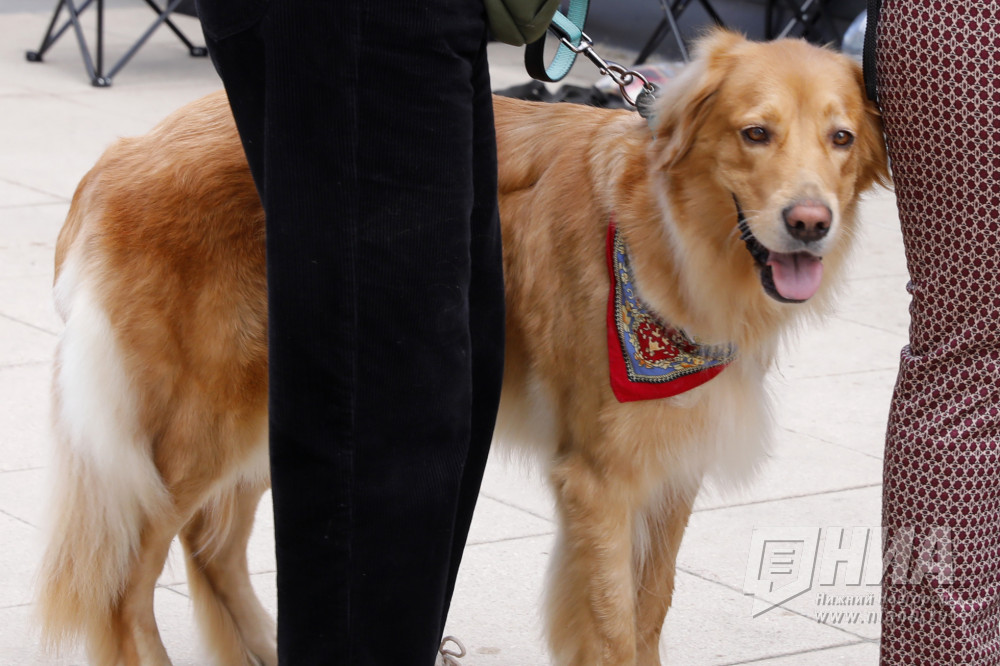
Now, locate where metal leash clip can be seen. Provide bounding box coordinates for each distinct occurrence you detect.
[558,31,656,107]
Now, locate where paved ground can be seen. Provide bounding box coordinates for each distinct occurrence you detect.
[0,6,902,665]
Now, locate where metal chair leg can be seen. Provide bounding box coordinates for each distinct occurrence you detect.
[25,0,97,62]
[634,0,725,66]
[140,0,208,56]
[102,0,190,83]
[768,0,841,43]
[25,0,206,86]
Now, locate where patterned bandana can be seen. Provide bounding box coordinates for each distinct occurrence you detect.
[606,220,737,402]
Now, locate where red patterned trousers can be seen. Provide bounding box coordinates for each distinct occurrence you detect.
[877,1,1000,663]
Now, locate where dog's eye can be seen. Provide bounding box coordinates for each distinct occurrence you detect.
[832,130,855,147]
[741,126,769,144]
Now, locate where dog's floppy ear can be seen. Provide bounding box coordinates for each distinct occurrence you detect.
[849,61,891,192]
[651,29,744,170]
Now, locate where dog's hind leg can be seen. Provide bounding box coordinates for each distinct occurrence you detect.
[110,520,184,666]
[181,482,277,666]
[633,497,694,666]
[547,452,639,666]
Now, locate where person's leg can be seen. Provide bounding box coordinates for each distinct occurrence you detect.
[440,35,505,627]
[197,1,502,663]
[192,0,267,196]
[877,2,1000,663]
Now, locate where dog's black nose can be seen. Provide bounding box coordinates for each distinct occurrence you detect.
[783,203,831,243]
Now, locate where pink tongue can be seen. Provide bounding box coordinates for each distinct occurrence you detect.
[767,252,823,301]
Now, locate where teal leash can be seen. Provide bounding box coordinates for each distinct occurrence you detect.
[524,0,660,110]
[524,0,589,82]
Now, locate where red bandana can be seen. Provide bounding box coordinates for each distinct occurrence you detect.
[606,220,736,402]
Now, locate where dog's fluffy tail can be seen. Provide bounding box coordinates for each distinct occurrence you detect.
[36,258,171,660]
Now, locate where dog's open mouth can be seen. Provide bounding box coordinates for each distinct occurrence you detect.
[738,210,823,303]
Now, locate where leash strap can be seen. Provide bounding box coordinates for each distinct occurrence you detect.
[863,0,882,104]
[523,0,658,107]
[526,6,657,108]
[524,0,589,82]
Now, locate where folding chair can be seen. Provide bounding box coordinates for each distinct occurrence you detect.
[633,0,726,65]
[26,0,207,87]
[765,0,843,44]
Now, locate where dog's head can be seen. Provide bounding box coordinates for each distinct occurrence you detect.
[649,30,889,309]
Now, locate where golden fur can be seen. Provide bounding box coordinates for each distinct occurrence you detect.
[38,31,887,665]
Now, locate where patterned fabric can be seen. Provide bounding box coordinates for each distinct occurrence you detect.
[605,220,736,402]
[877,2,1000,663]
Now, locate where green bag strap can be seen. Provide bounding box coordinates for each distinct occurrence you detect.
[524,0,590,83]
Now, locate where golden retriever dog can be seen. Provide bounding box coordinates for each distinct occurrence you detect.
[37,31,887,665]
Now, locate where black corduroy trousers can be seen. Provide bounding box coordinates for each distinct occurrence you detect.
[194,1,505,663]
